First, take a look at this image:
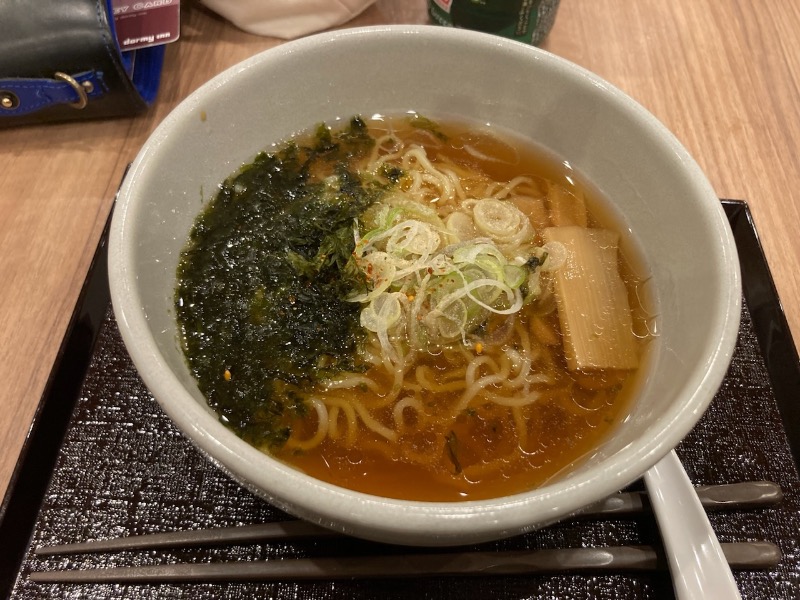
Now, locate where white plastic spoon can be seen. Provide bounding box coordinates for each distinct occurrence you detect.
[644,449,741,599]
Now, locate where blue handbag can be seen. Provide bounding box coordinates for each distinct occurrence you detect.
[0,0,165,126]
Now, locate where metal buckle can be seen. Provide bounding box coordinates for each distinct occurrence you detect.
[53,71,89,110]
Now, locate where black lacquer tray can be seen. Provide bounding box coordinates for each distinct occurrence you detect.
[1,200,799,599]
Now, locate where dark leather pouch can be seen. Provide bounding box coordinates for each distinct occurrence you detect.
[0,0,166,126]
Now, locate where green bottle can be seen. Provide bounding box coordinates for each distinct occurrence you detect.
[428,0,561,46]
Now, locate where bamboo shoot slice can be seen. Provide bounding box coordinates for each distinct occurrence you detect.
[546,185,588,227]
[509,195,549,232]
[542,226,638,371]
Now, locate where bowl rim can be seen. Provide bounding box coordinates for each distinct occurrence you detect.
[109,24,742,545]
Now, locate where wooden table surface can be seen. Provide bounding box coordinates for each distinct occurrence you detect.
[1,0,799,502]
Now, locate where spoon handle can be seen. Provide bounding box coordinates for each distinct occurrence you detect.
[644,450,741,600]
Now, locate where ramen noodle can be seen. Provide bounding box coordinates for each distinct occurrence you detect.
[175,114,654,501]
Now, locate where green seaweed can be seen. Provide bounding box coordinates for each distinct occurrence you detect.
[175,117,388,448]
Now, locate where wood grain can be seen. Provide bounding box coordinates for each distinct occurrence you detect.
[1,0,798,501]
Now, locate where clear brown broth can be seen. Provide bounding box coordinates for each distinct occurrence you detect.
[273,114,652,502]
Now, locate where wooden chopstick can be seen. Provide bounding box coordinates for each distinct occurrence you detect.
[34,481,782,557]
[28,542,782,583]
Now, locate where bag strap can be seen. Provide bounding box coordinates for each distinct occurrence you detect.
[0,71,108,116]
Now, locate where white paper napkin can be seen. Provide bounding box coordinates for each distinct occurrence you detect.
[200,0,377,39]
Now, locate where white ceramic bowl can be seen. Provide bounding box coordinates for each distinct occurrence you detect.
[109,25,741,546]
